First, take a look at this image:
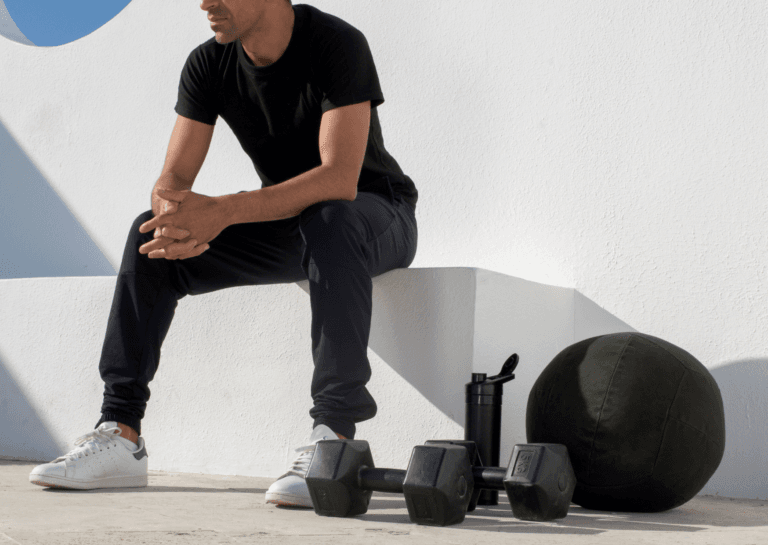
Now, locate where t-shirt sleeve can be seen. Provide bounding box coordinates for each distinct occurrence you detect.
[317,28,385,113]
[174,45,218,126]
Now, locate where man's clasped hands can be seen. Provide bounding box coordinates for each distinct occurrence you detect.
[138,188,228,261]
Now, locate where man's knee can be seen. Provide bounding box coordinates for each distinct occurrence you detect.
[117,211,156,267]
[132,209,154,229]
[127,210,155,242]
[301,200,360,237]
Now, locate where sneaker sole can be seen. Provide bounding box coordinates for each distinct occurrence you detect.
[265,493,314,508]
[29,474,148,490]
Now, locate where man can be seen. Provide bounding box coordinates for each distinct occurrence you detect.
[29,0,418,509]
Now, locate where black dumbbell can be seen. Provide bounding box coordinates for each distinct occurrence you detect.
[426,440,576,521]
[305,440,474,527]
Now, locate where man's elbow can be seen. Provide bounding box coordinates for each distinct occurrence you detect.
[323,163,358,201]
[336,168,358,201]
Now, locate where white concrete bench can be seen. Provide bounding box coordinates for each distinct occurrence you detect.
[0,267,638,477]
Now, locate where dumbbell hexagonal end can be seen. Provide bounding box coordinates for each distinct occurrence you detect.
[305,439,374,518]
[403,444,475,526]
[424,440,482,512]
[503,443,576,521]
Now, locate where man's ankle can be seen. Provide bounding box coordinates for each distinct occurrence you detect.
[116,422,139,445]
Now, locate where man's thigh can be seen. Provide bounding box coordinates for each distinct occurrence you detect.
[170,190,416,295]
[173,215,306,296]
[299,191,417,278]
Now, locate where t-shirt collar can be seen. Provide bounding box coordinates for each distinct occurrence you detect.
[236,4,306,76]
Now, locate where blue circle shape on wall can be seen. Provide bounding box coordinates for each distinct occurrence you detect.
[0,0,133,47]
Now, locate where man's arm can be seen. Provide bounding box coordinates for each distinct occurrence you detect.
[138,115,216,260]
[152,115,215,214]
[220,100,371,225]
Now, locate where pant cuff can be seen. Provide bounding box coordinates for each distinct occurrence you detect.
[96,413,142,436]
[314,419,355,440]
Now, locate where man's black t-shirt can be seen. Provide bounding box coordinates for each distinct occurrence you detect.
[174,3,418,210]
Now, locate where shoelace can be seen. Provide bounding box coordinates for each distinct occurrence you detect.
[279,443,319,480]
[51,425,121,464]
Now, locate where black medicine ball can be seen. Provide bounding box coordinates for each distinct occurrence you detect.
[526,332,725,512]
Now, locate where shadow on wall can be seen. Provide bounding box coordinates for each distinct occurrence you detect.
[0,350,60,462]
[0,117,115,278]
[0,268,765,502]
[706,358,768,501]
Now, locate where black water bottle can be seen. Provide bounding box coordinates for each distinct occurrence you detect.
[464,353,518,505]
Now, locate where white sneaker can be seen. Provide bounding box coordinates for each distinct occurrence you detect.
[265,424,344,508]
[29,421,148,490]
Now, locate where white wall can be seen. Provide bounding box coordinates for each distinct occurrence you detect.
[3,271,762,500]
[1,0,766,498]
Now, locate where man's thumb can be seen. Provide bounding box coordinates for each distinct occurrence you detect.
[158,188,188,201]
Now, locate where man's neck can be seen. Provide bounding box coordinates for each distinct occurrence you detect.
[241,5,295,67]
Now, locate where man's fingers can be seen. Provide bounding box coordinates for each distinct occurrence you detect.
[140,213,179,234]
[158,239,198,259]
[157,224,190,240]
[140,236,175,255]
[139,220,152,234]
[139,216,162,233]
[142,198,184,234]
[169,242,210,260]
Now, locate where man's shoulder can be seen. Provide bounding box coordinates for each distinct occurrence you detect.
[181,36,235,77]
[301,4,367,43]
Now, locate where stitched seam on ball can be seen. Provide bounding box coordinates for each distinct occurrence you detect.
[638,335,712,380]
[650,370,688,476]
[667,413,723,447]
[588,334,633,482]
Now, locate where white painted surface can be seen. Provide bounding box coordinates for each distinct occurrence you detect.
[0,0,765,500]
[1,271,763,501]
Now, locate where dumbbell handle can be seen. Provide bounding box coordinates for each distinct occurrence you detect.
[358,467,406,494]
[358,465,506,495]
[472,466,507,491]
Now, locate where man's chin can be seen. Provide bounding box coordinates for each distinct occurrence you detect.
[213,31,237,44]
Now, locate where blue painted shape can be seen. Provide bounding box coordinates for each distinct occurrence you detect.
[0,0,132,47]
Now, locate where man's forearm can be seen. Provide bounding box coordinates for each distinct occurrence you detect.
[218,165,355,227]
[152,172,194,215]
[154,172,194,192]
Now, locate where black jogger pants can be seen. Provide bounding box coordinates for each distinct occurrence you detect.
[94,187,417,440]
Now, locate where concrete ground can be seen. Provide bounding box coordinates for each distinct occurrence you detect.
[1,460,766,545]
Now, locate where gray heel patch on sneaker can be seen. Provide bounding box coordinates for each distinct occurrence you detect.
[133,445,148,461]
